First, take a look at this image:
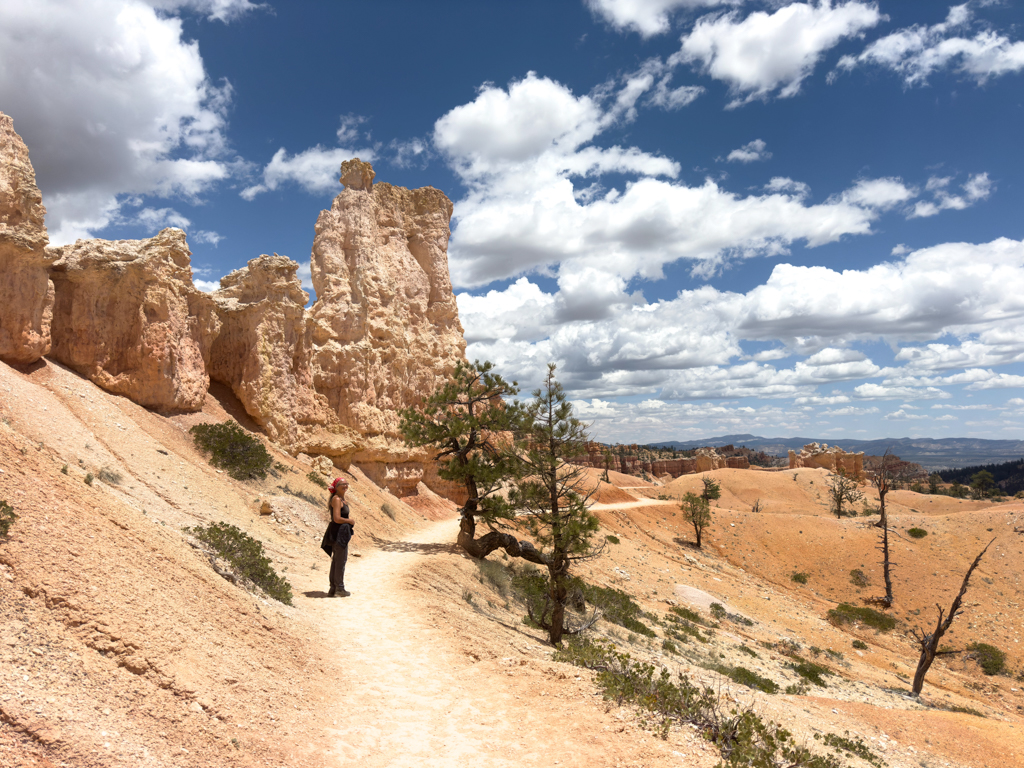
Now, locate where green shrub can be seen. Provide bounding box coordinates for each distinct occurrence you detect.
[849,569,869,588]
[306,472,328,489]
[968,642,1007,676]
[852,640,868,650]
[785,681,810,695]
[0,500,16,539]
[189,421,272,480]
[821,733,885,768]
[827,603,896,632]
[662,640,678,654]
[381,502,398,520]
[580,581,655,637]
[554,638,845,768]
[669,605,706,625]
[709,602,727,621]
[84,472,94,486]
[97,467,123,485]
[605,534,620,544]
[738,645,759,658]
[719,665,779,694]
[790,659,831,687]
[907,527,927,539]
[186,521,293,605]
[791,572,809,585]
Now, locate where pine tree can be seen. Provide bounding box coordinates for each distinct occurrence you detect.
[510,364,602,645]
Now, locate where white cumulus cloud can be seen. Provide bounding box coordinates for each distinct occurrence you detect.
[673,1,884,107]
[585,0,741,37]
[437,72,899,289]
[836,4,1024,85]
[241,116,375,200]
[726,138,771,163]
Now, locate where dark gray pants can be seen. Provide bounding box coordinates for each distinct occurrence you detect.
[330,542,348,591]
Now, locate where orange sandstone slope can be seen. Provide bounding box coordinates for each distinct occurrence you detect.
[4,355,1024,768]
[0,357,439,767]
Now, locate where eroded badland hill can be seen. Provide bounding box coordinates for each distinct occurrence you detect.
[2,111,1024,768]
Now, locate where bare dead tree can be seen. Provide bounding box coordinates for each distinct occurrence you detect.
[872,448,915,528]
[827,469,863,518]
[876,520,892,610]
[909,539,994,696]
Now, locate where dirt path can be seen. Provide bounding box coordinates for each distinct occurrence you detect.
[298,519,683,768]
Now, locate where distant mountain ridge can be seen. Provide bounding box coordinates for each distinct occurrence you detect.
[649,434,1024,471]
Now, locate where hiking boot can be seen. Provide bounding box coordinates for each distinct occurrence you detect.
[327,586,336,597]
[336,589,351,597]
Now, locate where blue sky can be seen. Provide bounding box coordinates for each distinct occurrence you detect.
[3,0,1024,443]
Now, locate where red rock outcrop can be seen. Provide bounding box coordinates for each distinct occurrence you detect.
[303,159,467,465]
[788,442,864,479]
[209,254,343,448]
[47,228,219,412]
[0,111,55,363]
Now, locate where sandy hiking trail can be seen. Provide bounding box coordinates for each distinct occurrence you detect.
[300,517,696,768]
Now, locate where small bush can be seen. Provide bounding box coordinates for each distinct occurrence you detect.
[306,472,328,489]
[189,421,272,480]
[738,645,759,658]
[580,581,655,637]
[61,464,68,475]
[554,638,843,768]
[0,500,17,539]
[791,572,809,585]
[605,534,620,544]
[821,733,885,768]
[790,659,831,687]
[827,603,896,632]
[662,640,678,654]
[968,642,1007,676]
[97,467,123,485]
[852,640,868,650]
[849,569,869,588]
[186,521,293,605]
[907,527,928,539]
[720,665,779,694]
[669,605,705,624]
[709,602,727,621]
[84,472,94,486]
[785,681,810,695]
[381,502,398,520]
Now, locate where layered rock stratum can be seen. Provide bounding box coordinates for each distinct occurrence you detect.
[0,111,55,364]
[48,228,220,412]
[302,159,466,489]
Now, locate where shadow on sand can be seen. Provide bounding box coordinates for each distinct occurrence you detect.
[367,533,458,555]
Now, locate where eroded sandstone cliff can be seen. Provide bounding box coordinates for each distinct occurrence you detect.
[303,159,467,468]
[0,111,55,364]
[48,228,220,412]
[209,253,343,448]
[789,442,864,479]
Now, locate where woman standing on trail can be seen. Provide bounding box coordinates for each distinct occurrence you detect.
[320,477,354,597]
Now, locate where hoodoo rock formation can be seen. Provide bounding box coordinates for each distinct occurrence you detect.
[789,442,864,479]
[303,159,467,483]
[47,229,220,412]
[0,112,55,364]
[574,444,749,479]
[209,254,341,448]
